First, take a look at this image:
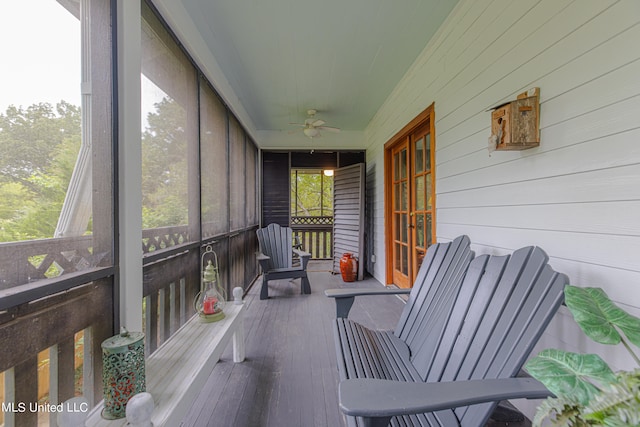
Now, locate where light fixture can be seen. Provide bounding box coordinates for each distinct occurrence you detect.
[323,169,334,177]
[303,127,320,138]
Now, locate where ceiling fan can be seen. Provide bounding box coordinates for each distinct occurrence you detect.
[289,109,340,139]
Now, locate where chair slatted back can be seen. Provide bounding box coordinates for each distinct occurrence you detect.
[458,248,566,426]
[410,253,495,381]
[256,223,293,270]
[394,235,474,353]
[400,244,566,426]
[334,234,566,427]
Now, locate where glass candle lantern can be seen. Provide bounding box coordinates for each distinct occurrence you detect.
[194,245,226,322]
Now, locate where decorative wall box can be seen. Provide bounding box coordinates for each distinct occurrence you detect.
[490,87,540,151]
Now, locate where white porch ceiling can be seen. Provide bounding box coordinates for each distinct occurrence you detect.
[158,0,459,148]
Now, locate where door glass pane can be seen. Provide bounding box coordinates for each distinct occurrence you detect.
[395,243,401,268]
[394,152,400,180]
[416,213,425,248]
[394,183,400,210]
[426,174,432,210]
[427,213,433,247]
[401,245,408,274]
[394,214,401,240]
[400,148,407,178]
[415,138,424,173]
[425,134,431,171]
[415,176,424,211]
[401,213,407,243]
[401,181,407,210]
[416,249,426,271]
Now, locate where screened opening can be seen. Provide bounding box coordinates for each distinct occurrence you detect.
[0,0,114,290]
[141,1,199,250]
[290,169,334,259]
[200,80,229,239]
[290,169,334,218]
[140,0,259,355]
[1,1,114,421]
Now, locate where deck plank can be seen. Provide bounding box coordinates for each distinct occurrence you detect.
[182,261,531,427]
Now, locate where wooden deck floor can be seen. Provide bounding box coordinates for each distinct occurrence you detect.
[182,261,531,427]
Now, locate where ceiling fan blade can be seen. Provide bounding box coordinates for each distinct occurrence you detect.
[288,123,306,127]
[317,126,341,133]
[311,119,325,127]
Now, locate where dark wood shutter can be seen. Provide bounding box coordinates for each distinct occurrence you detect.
[333,163,365,280]
[262,152,290,227]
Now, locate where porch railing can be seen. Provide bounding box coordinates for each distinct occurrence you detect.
[141,225,259,353]
[0,224,188,291]
[0,225,258,425]
[290,216,333,260]
[0,235,96,291]
[0,275,113,426]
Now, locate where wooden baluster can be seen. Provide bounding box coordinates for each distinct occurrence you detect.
[50,338,76,426]
[3,368,15,427]
[169,282,178,336]
[179,278,186,327]
[14,356,38,426]
[163,285,171,343]
[158,288,166,347]
[148,292,159,353]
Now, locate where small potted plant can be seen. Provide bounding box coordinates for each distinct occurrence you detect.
[525,285,640,426]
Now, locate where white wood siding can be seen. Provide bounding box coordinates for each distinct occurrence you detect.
[365,0,640,417]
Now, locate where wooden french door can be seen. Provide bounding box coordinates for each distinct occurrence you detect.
[390,143,410,288]
[410,124,434,279]
[386,105,435,288]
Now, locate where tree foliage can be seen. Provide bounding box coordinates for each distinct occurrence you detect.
[291,170,333,217]
[0,96,193,243]
[0,102,81,241]
[141,97,189,229]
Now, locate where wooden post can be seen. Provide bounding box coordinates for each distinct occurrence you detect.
[117,0,143,333]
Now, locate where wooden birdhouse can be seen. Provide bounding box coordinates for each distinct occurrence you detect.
[490,88,540,150]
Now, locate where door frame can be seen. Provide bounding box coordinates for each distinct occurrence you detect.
[384,103,436,286]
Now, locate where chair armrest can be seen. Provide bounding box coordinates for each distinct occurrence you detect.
[325,288,411,318]
[292,248,311,270]
[292,248,311,258]
[325,288,411,299]
[256,253,270,272]
[339,378,552,418]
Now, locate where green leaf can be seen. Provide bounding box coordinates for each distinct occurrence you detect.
[532,396,588,427]
[565,286,640,347]
[584,370,640,426]
[525,349,617,405]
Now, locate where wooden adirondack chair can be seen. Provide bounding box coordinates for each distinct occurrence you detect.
[326,235,567,427]
[256,223,311,300]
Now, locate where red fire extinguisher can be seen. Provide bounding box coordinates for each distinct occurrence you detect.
[340,253,358,282]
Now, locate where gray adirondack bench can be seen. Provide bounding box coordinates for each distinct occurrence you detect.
[325,235,567,427]
[256,223,311,300]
